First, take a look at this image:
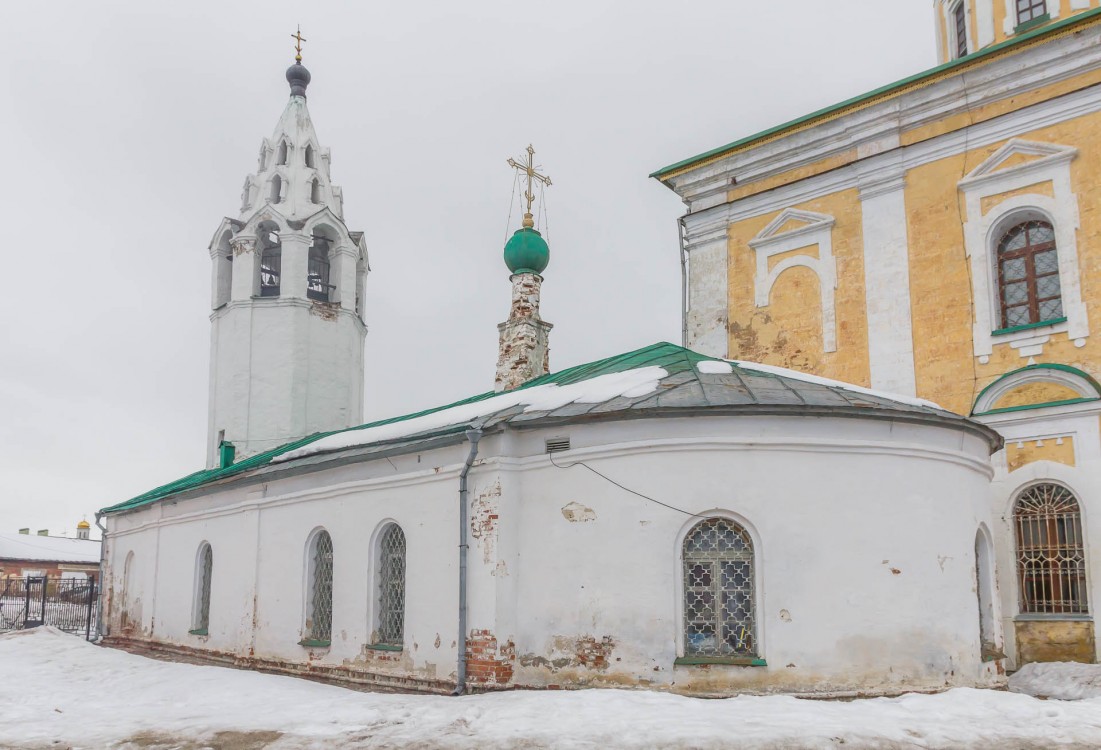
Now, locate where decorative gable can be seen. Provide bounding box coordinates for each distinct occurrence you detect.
[960,139,1077,187]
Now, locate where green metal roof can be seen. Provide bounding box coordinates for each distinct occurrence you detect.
[100,341,996,517]
[649,7,1101,181]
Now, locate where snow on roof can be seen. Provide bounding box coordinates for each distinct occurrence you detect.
[0,533,100,564]
[704,359,945,411]
[102,342,997,517]
[274,367,668,463]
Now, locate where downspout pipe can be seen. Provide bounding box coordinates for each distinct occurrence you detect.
[453,426,483,696]
[94,512,108,641]
[678,214,689,349]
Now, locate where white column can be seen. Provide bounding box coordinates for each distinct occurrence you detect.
[683,215,730,358]
[859,171,918,396]
[230,237,259,301]
[280,231,311,298]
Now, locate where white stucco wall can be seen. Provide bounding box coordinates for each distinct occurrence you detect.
[103,411,1000,696]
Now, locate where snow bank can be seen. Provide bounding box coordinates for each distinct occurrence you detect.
[4,628,1101,749]
[275,367,667,462]
[1010,661,1101,700]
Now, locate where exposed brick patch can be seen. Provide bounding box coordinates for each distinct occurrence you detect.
[466,629,515,686]
[495,272,552,391]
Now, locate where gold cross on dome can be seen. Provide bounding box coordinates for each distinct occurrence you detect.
[507,144,552,228]
[292,25,307,62]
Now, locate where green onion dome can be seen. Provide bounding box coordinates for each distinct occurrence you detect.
[503,226,550,275]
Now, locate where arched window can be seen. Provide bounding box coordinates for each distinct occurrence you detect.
[269,174,283,205]
[310,178,321,204]
[307,237,332,302]
[305,144,316,168]
[1017,0,1047,27]
[974,529,997,657]
[259,227,281,297]
[305,530,334,644]
[1014,483,1088,615]
[683,518,756,657]
[997,220,1062,329]
[952,1,967,58]
[192,543,213,634]
[277,140,289,166]
[376,524,406,647]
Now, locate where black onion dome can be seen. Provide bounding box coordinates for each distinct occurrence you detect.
[286,62,311,97]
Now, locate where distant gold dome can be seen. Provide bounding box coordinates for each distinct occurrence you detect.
[77,519,90,529]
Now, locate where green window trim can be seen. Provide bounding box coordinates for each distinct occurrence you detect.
[188,628,208,636]
[674,656,767,667]
[364,642,403,652]
[991,317,1066,336]
[298,638,331,648]
[1015,13,1051,34]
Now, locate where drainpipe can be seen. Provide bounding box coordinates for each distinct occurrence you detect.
[94,512,108,641]
[453,427,483,696]
[678,214,689,348]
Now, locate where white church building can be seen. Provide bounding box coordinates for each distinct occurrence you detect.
[98,56,1009,697]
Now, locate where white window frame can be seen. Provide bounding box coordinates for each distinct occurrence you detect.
[946,0,972,59]
[673,511,764,661]
[959,139,1085,360]
[748,208,838,353]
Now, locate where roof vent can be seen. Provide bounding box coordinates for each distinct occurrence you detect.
[545,436,571,454]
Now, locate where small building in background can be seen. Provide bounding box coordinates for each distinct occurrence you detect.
[0,526,101,581]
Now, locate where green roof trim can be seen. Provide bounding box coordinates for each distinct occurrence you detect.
[649,7,1101,180]
[99,342,716,517]
[973,363,1101,415]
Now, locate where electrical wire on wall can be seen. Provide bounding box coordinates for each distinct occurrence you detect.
[548,452,708,519]
[953,66,984,413]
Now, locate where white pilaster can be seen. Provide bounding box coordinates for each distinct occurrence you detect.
[683,215,729,358]
[859,171,918,396]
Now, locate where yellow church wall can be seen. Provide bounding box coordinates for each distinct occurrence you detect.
[726,190,871,386]
[979,180,1054,214]
[985,0,1099,51]
[767,245,819,273]
[991,381,1083,410]
[719,63,1101,206]
[1005,436,1076,472]
[901,66,1101,147]
[904,111,1101,414]
[726,150,858,204]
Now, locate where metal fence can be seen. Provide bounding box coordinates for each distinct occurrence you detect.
[0,577,98,640]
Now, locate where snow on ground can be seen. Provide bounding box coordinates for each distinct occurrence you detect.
[1010,660,1101,700]
[4,629,1101,750]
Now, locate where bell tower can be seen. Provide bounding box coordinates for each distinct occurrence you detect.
[206,38,369,467]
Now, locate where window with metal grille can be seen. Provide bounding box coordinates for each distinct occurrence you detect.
[997,220,1062,329]
[307,530,334,643]
[1017,0,1047,26]
[953,1,968,58]
[1014,483,1088,615]
[193,543,213,632]
[307,237,334,302]
[377,524,406,646]
[683,518,757,657]
[260,232,281,297]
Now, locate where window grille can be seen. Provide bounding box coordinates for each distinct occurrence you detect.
[307,238,334,302]
[309,531,334,642]
[953,1,968,58]
[195,544,213,631]
[683,518,756,657]
[997,220,1061,328]
[1014,483,1088,615]
[260,243,281,297]
[377,524,406,646]
[1016,0,1047,26]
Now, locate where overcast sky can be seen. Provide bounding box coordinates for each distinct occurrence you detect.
[0,1,934,538]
